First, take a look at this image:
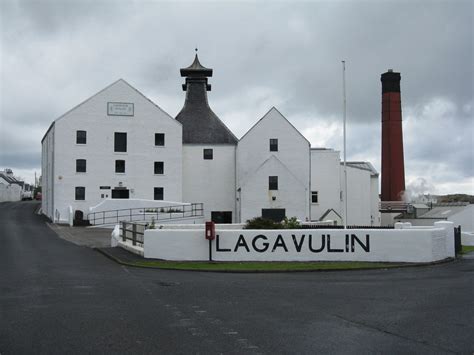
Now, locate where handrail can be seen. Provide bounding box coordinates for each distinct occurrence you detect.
[87,203,204,226]
[379,201,408,212]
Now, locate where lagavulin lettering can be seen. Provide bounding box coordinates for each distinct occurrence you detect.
[215,233,370,253]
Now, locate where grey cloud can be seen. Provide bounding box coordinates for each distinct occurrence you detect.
[0,152,41,169]
[0,0,472,193]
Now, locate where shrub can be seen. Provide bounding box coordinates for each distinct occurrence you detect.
[244,217,283,229]
[281,217,301,229]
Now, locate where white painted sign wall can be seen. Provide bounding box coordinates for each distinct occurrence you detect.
[144,222,455,263]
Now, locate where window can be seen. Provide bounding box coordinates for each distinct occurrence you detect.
[312,191,319,203]
[270,138,278,152]
[115,160,125,173]
[114,132,127,152]
[154,187,164,200]
[154,161,164,175]
[76,159,86,173]
[75,187,85,200]
[269,176,278,190]
[76,131,87,144]
[155,133,165,146]
[203,149,213,160]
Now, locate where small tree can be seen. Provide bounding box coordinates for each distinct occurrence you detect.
[244,217,283,229]
[281,217,301,229]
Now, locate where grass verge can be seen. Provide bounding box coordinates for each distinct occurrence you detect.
[129,260,408,272]
[461,245,474,254]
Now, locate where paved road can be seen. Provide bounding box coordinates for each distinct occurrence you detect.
[1,201,473,354]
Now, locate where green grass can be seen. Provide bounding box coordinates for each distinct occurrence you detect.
[461,245,474,254]
[129,260,407,271]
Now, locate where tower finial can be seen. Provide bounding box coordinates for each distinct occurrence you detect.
[195,47,198,53]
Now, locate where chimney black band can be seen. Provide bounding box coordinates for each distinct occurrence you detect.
[381,71,401,93]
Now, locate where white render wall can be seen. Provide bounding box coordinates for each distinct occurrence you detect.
[143,221,455,262]
[43,79,182,223]
[237,107,310,222]
[182,144,236,222]
[343,166,372,225]
[0,180,22,202]
[310,149,342,221]
[41,124,55,219]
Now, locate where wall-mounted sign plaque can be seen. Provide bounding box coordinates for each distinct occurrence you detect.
[107,102,134,116]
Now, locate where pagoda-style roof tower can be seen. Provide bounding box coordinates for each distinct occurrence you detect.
[175,53,238,144]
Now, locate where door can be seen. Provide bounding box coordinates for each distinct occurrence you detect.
[262,208,286,222]
[112,189,129,199]
[211,211,233,224]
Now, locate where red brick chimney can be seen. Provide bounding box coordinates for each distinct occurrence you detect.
[381,69,405,201]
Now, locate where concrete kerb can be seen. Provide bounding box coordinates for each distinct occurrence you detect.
[94,247,456,273]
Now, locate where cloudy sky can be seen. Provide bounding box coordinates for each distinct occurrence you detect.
[0,0,472,196]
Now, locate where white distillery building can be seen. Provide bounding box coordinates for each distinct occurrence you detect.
[42,54,379,225]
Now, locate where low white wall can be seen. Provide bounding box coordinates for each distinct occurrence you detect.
[462,232,474,246]
[144,222,455,263]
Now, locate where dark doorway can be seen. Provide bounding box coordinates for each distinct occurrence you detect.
[211,211,232,224]
[112,189,129,199]
[262,208,286,222]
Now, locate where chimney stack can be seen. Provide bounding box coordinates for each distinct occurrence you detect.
[381,70,405,201]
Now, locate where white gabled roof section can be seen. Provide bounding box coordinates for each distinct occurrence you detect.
[41,79,179,142]
[239,106,310,145]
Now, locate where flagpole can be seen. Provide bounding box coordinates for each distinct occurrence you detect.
[342,60,348,229]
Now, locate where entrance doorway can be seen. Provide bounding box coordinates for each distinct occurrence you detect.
[112,188,129,199]
[262,208,286,222]
[211,211,233,224]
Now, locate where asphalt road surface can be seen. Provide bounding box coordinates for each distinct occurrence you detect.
[1,201,473,354]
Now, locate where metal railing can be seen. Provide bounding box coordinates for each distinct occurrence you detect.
[379,201,408,212]
[301,224,394,229]
[87,203,204,226]
[121,221,145,247]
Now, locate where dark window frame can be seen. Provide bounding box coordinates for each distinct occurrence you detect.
[269,176,278,190]
[203,149,213,160]
[311,191,319,204]
[76,159,86,173]
[154,187,164,200]
[115,160,125,173]
[76,130,87,144]
[114,132,127,152]
[270,138,278,152]
[75,186,85,200]
[154,161,164,175]
[155,133,165,146]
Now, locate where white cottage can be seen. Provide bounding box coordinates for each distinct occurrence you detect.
[41,79,182,223]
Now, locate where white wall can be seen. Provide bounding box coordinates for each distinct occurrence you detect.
[43,79,182,223]
[144,222,454,262]
[237,107,310,222]
[370,176,381,226]
[42,124,55,219]
[0,181,22,202]
[182,144,236,222]
[343,166,372,225]
[310,149,341,221]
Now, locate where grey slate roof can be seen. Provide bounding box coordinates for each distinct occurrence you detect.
[0,172,23,186]
[176,55,238,145]
[415,206,467,219]
[180,54,213,77]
